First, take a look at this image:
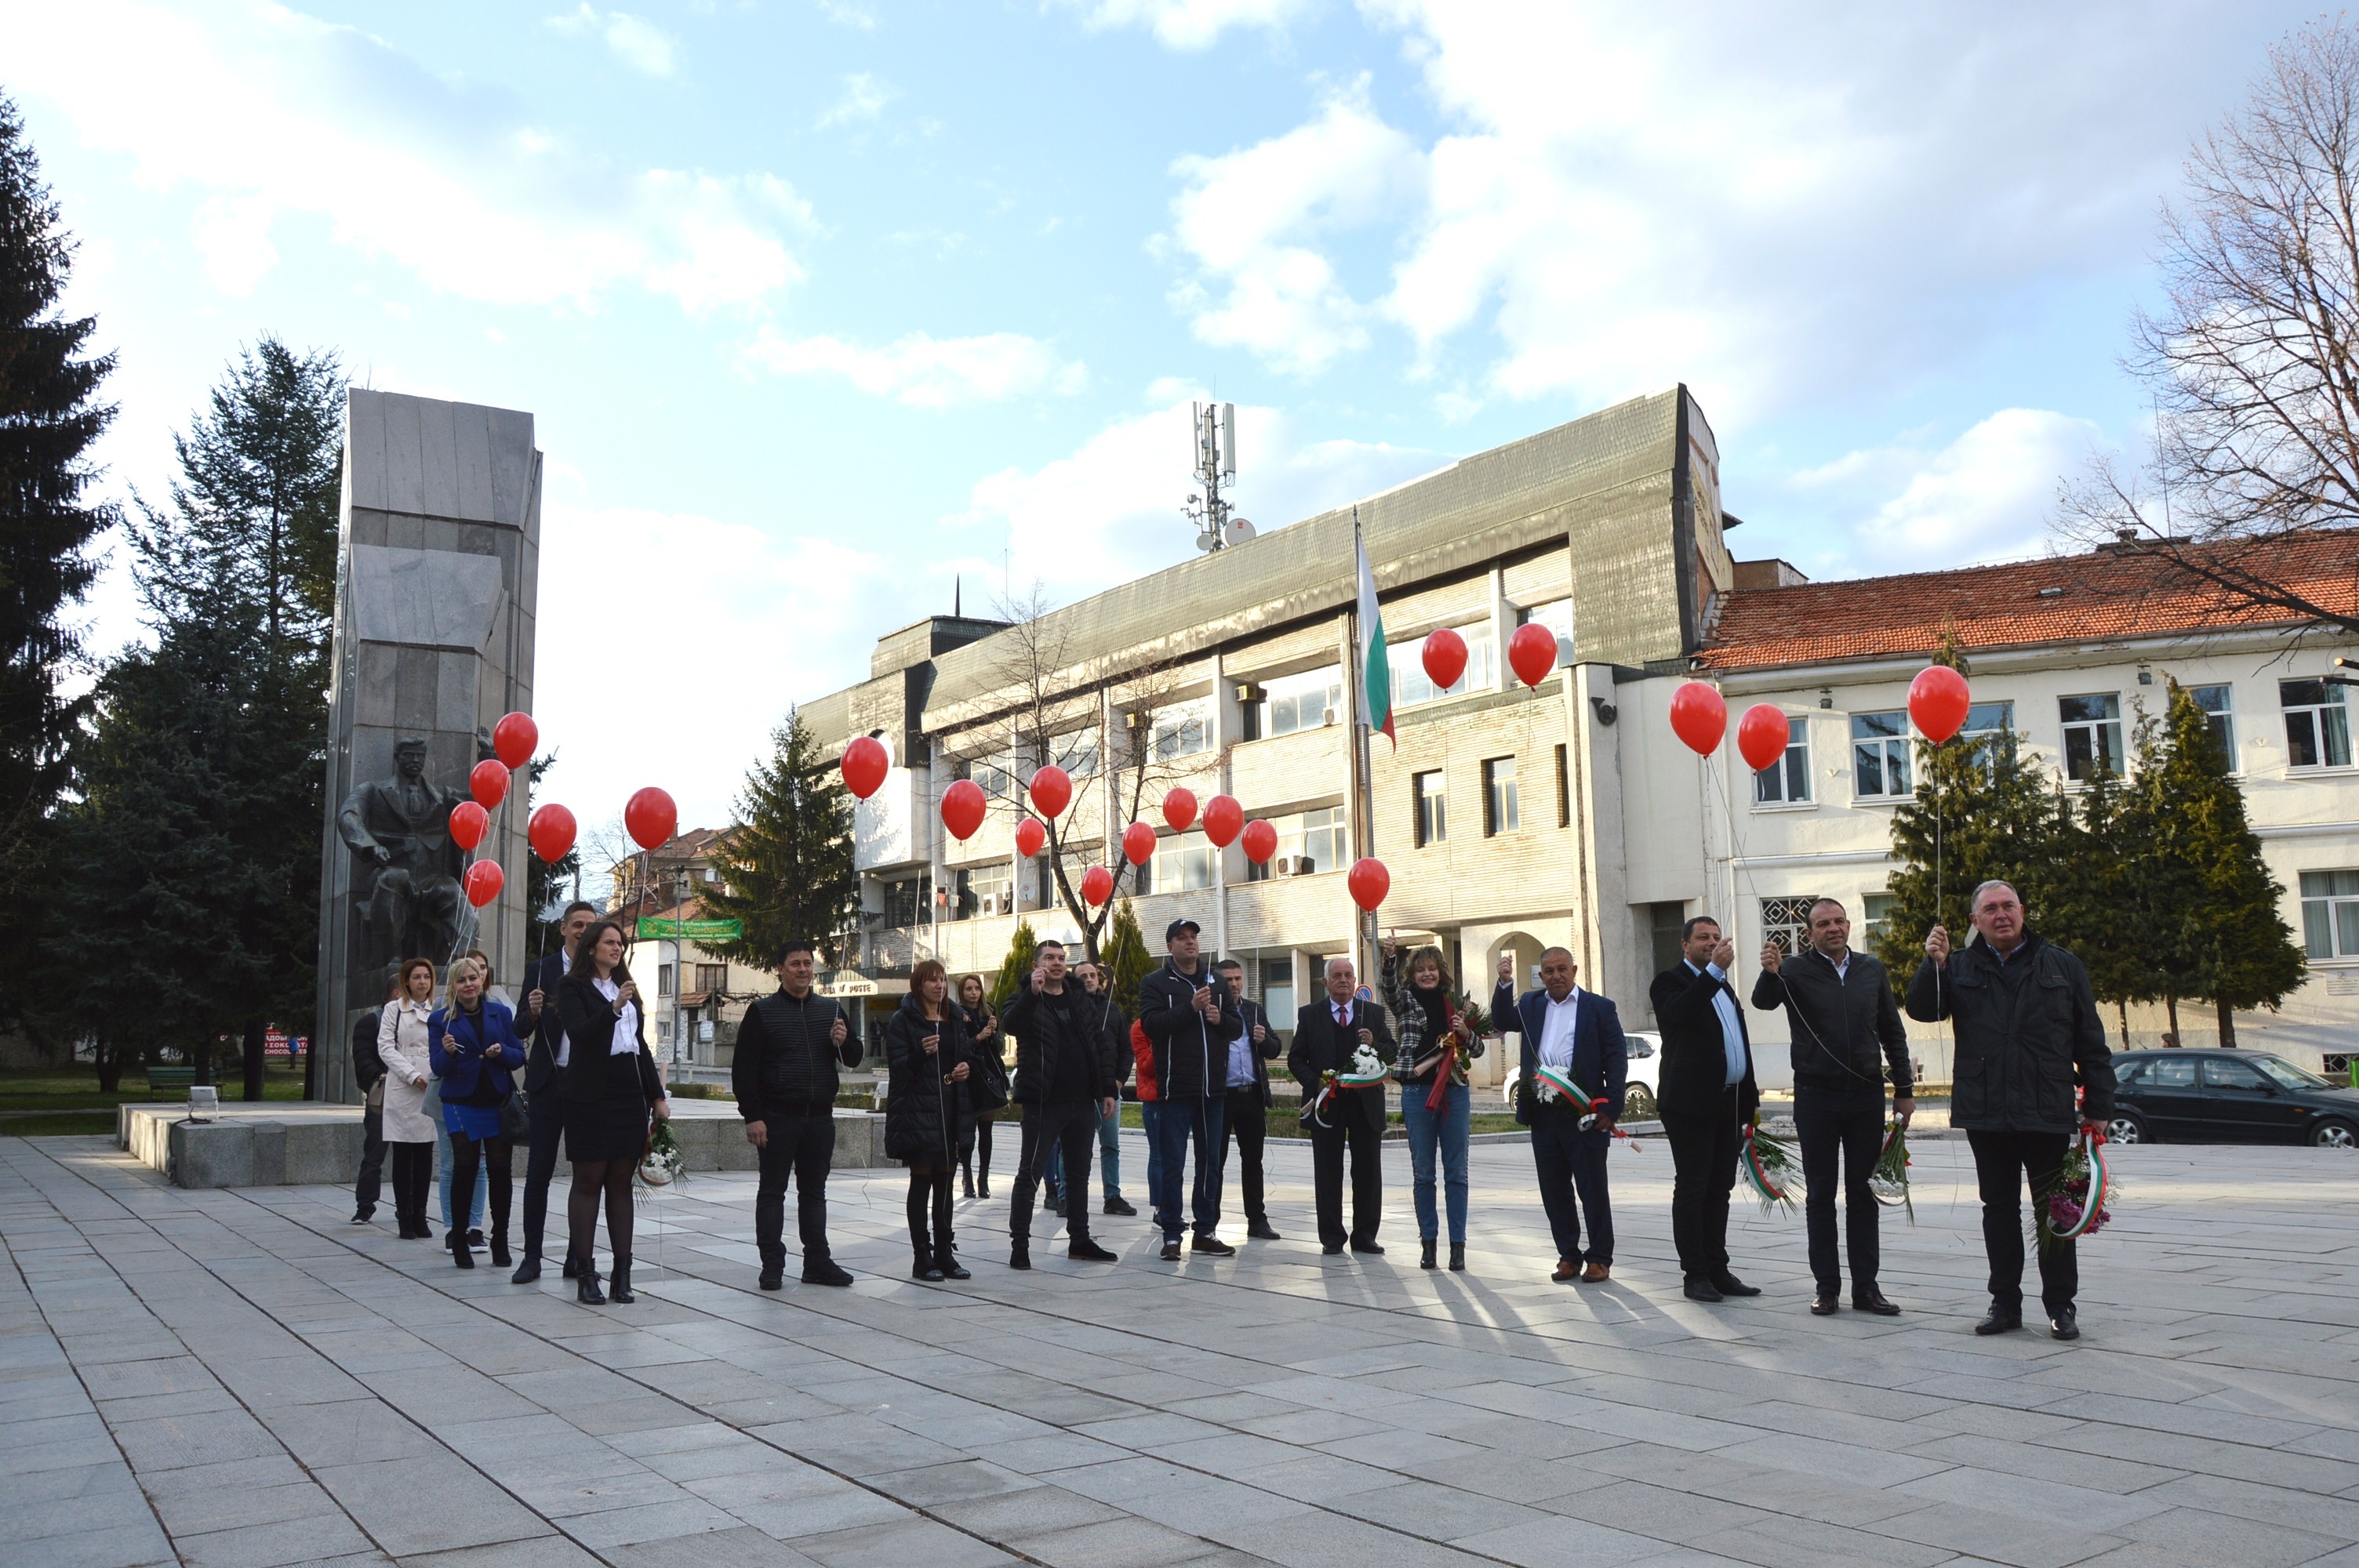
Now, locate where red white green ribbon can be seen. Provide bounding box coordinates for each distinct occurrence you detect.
[2048,1131,2111,1242]
[1741,1127,1796,1210]
[1303,1067,1388,1129]
[1533,1064,1611,1128]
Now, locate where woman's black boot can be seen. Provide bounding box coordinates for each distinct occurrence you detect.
[1449,1243,1466,1272]
[490,1232,511,1269]
[1420,1238,1438,1270]
[453,1236,474,1269]
[609,1260,635,1304]
[576,1267,605,1305]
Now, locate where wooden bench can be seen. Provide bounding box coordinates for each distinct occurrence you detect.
[143,1067,197,1096]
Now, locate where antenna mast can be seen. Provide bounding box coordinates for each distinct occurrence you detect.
[1184,401,1252,553]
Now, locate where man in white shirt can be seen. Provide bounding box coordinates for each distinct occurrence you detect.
[1498,947,1628,1283]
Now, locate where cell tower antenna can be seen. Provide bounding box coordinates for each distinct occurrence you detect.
[1184,401,1254,554]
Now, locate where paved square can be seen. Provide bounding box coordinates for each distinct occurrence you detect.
[2,1129,2355,1568]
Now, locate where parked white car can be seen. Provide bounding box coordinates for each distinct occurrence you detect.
[1499,1030,1663,1119]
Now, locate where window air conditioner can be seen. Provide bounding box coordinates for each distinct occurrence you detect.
[1276,855,1314,877]
[977,894,1003,916]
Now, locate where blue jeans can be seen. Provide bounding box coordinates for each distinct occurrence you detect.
[1150,1095,1225,1243]
[1045,1102,1122,1203]
[1402,1079,1471,1244]
[1141,1101,1164,1211]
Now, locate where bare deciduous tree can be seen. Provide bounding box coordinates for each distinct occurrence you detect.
[2059,18,2359,631]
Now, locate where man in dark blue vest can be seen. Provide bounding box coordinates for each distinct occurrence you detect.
[1495,946,1627,1283]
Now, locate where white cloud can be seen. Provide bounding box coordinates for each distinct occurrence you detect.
[1165,80,1420,375]
[1054,0,1314,50]
[743,328,1086,408]
[10,0,799,312]
[816,72,898,129]
[817,0,879,27]
[546,5,680,76]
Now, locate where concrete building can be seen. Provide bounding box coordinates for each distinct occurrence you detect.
[798,387,2358,1085]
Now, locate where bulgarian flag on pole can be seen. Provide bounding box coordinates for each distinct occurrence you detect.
[1355,514,1394,746]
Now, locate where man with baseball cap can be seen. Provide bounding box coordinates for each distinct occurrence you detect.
[732,938,863,1289]
[1137,919,1240,1261]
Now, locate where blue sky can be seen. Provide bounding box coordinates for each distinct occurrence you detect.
[5,0,2327,830]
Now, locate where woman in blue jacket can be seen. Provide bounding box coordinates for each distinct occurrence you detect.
[429,954,526,1270]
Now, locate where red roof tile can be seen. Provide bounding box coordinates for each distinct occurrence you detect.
[1698,534,2359,673]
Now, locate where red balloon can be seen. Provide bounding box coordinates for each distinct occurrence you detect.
[463,859,504,908]
[941,779,987,841]
[1201,793,1244,849]
[841,735,889,800]
[1240,818,1278,865]
[1347,857,1390,913]
[492,711,537,770]
[1668,681,1728,756]
[1421,626,1468,691]
[625,786,677,851]
[1909,664,1972,745]
[1028,765,1072,820]
[1163,788,1198,832]
[449,800,489,851]
[1736,704,1793,773]
[529,803,576,862]
[1015,817,1046,858]
[1122,821,1158,866]
[1508,621,1558,688]
[1081,865,1114,906]
[470,759,510,810]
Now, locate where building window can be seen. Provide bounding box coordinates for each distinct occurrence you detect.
[1052,728,1100,779]
[968,750,1015,800]
[2282,678,2352,768]
[1393,622,1499,707]
[1263,666,1342,738]
[1153,701,1212,761]
[657,964,675,997]
[958,862,1012,919]
[1959,700,2016,776]
[2300,869,2359,960]
[1753,721,1810,805]
[1138,829,1215,896]
[1518,598,1574,662]
[1851,711,1912,800]
[1554,743,1569,826]
[1414,771,1447,847]
[2059,694,2125,782]
[2188,684,2235,771]
[696,964,727,995]
[1483,757,1519,835]
[1862,892,1896,952]
[1260,958,1296,1034]
[1244,806,1347,882]
[1759,896,1818,960]
[882,874,929,928]
[1647,902,1686,981]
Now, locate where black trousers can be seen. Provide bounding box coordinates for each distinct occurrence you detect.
[518,1089,571,1263]
[1968,1129,2078,1316]
[1794,1082,1887,1298]
[448,1131,514,1242]
[755,1113,838,1269]
[1013,1102,1100,1244]
[389,1141,434,1235]
[1309,1109,1383,1249]
[1221,1088,1269,1225]
[1530,1108,1612,1265]
[354,1103,385,1218]
[1661,1086,1741,1281]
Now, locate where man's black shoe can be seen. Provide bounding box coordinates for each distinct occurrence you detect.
[802,1259,854,1287]
[2049,1310,2080,1341]
[1854,1293,1902,1316]
[1974,1307,2024,1336]
[1009,1242,1031,1271]
[1349,1240,1384,1255]
[1712,1273,1761,1298]
[758,1269,783,1291]
[1160,1240,1182,1261]
[1683,1277,1725,1303]
[1045,1195,1064,1218]
[350,1211,373,1225]
[467,1229,485,1247]
[940,1255,971,1280]
[1321,1243,1343,1255]
[1247,1219,1281,1240]
[1069,1239,1118,1261]
[1103,1197,1137,1217]
[1191,1235,1236,1256]
[1810,1294,1838,1316]
[511,1257,541,1285]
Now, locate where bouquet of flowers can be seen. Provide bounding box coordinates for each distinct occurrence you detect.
[1740,1119,1801,1213]
[1415,993,1492,1112]
[2035,1131,2113,1249]
[638,1116,685,1189]
[1303,1045,1391,1129]
[1870,1120,1914,1221]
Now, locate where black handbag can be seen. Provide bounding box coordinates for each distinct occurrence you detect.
[967,1046,1009,1112]
[499,1087,530,1140]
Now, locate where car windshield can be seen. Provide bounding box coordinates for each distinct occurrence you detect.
[2254,1056,2331,1091]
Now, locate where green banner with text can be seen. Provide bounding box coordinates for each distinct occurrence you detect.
[634,916,743,942]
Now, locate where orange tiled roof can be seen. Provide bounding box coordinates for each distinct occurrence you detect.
[1697,533,2359,673]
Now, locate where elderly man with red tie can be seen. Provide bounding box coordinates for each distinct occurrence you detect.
[1289,956,1396,1255]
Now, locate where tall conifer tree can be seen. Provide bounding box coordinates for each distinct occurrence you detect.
[1101,898,1154,1013]
[700,712,856,967]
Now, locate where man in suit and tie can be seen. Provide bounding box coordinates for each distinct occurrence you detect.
[1651,916,1762,1304]
[1290,956,1394,1255]
[512,899,597,1283]
[1215,958,1283,1241]
[1496,946,1627,1283]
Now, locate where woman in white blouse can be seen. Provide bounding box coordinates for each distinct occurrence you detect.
[554,920,671,1305]
[376,957,441,1239]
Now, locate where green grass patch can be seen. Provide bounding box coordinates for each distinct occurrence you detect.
[0,1065,311,1114]
[2,1112,119,1137]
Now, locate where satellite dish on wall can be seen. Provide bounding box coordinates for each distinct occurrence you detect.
[1224,517,1256,546]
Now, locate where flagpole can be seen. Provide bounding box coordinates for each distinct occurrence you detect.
[1347,507,1379,996]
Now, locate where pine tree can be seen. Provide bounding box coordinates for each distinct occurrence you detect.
[989,920,1039,1011]
[700,711,856,967]
[0,95,118,1039]
[1101,898,1154,1013]
[2045,764,2158,1047]
[2148,679,2306,1044]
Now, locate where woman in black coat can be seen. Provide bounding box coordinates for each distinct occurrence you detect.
[955,973,1003,1199]
[885,960,972,1281]
[554,920,671,1305]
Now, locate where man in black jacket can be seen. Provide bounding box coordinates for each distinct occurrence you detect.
[350,1007,387,1224]
[1290,956,1395,1255]
[998,940,1120,1269]
[1752,898,1913,1316]
[511,899,596,1282]
[1908,880,2114,1341]
[1215,958,1284,1241]
[1650,916,1761,1304]
[1138,920,1241,1261]
[1045,962,1136,1219]
[732,938,863,1289]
